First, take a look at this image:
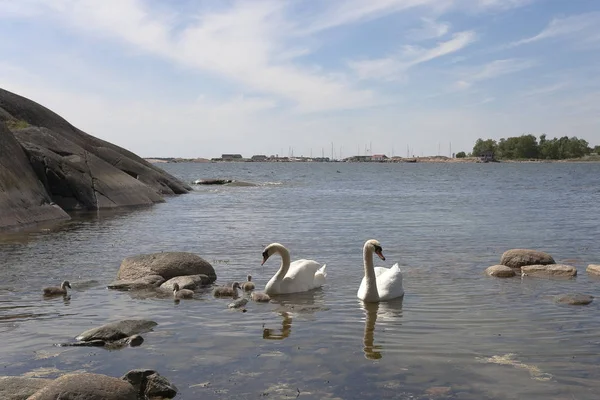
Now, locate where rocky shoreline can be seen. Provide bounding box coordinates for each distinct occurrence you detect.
[0,88,191,231]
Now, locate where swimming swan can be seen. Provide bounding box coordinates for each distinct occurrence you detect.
[213,282,241,297]
[43,280,71,296]
[241,275,255,291]
[173,283,194,299]
[262,243,327,295]
[357,239,404,302]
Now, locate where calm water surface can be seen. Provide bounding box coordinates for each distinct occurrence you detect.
[1,162,600,399]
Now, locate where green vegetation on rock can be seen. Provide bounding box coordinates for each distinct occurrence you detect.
[6,119,29,130]
[455,151,466,158]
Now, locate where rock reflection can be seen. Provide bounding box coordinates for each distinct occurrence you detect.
[263,311,292,340]
[361,298,403,360]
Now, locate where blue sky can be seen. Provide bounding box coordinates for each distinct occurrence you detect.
[1,0,599,158]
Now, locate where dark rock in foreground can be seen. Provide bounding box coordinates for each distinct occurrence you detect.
[3,369,177,400]
[500,249,555,269]
[122,369,178,399]
[0,87,191,230]
[27,373,137,400]
[117,252,216,283]
[0,376,52,400]
[75,319,157,342]
[555,294,594,305]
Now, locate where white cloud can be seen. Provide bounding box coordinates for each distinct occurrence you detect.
[6,0,378,113]
[473,0,536,10]
[297,0,442,35]
[509,12,600,47]
[407,17,451,40]
[519,82,567,97]
[349,31,476,81]
[454,58,536,88]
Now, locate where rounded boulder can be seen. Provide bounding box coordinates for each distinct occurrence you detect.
[485,265,516,278]
[117,252,216,283]
[500,249,555,269]
[586,264,600,276]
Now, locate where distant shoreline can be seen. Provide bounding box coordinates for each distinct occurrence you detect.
[145,155,600,164]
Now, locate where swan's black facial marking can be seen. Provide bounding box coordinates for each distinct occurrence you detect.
[373,244,385,261]
[261,249,270,265]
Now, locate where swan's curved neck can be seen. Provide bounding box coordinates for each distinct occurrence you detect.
[273,244,291,282]
[363,244,379,300]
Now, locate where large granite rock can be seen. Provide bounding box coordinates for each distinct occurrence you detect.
[0,122,69,229]
[0,87,191,229]
[0,376,51,400]
[27,373,137,400]
[500,249,555,269]
[521,264,577,278]
[117,252,217,283]
[75,319,157,342]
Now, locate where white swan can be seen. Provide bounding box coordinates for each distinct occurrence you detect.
[262,243,327,295]
[357,239,404,302]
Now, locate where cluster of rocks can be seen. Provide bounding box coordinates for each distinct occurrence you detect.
[485,249,596,305]
[0,88,191,231]
[0,319,178,399]
[107,251,217,294]
[485,249,577,278]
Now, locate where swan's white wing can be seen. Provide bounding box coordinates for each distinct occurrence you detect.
[280,259,325,293]
[375,263,404,301]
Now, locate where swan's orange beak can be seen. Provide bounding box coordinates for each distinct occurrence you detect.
[375,249,385,261]
[261,252,269,266]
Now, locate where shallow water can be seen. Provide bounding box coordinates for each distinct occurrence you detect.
[1,162,600,399]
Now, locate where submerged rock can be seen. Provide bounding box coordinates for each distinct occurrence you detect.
[116,252,216,283]
[160,274,210,291]
[0,376,52,400]
[555,294,594,305]
[500,249,555,269]
[59,334,144,350]
[193,179,234,185]
[485,265,516,278]
[586,264,600,276]
[27,372,137,400]
[75,319,157,342]
[521,264,577,278]
[121,369,178,399]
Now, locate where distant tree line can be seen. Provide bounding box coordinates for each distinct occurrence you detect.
[469,134,600,160]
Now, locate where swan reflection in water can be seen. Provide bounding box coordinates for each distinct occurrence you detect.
[361,298,403,360]
[263,311,293,340]
[261,289,327,341]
